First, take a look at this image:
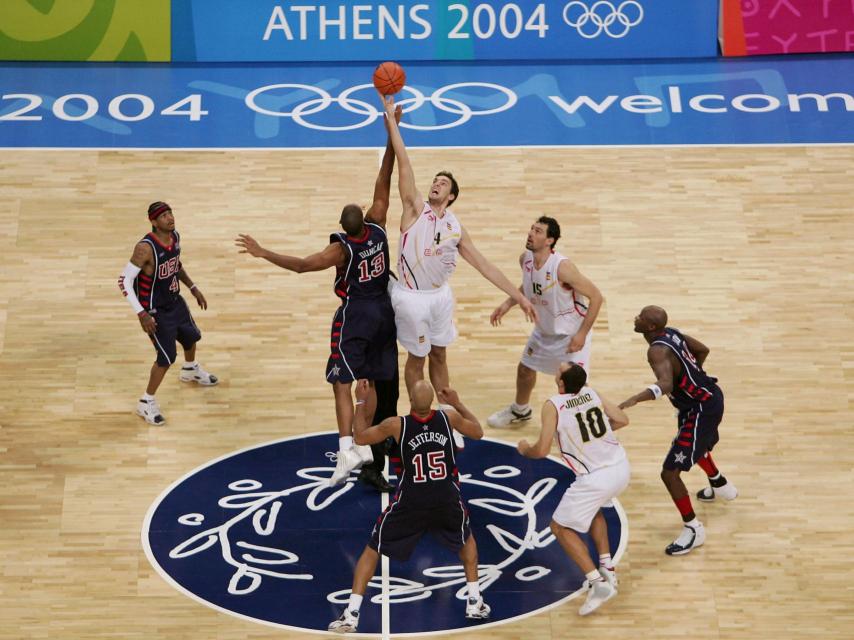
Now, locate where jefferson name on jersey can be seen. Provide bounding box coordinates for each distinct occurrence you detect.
[407,429,450,451]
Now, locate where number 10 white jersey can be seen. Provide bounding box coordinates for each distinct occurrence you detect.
[549,386,626,475]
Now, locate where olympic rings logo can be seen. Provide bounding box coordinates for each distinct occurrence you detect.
[244,82,517,131]
[562,1,644,39]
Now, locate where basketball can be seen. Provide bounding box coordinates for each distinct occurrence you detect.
[373,61,406,95]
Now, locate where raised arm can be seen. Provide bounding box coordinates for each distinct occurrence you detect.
[380,94,423,230]
[236,234,345,273]
[517,400,558,459]
[436,387,483,440]
[557,258,604,352]
[619,344,675,409]
[364,105,402,230]
[353,379,403,444]
[458,226,537,323]
[682,333,710,368]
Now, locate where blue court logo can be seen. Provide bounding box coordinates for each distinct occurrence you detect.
[143,433,626,635]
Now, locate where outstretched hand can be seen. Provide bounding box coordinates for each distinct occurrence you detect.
[437,387,460,408]
[618,397,638,410]
[519,298,538,323]
[490,301,511,326]
[384,103,402,128]
[354,379,371,402]
[379,92,396,116]
[235,234,265,257]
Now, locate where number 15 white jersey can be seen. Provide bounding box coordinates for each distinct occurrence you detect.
[549,386,626,475]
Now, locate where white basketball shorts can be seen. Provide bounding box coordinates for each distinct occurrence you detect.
[552,458,630,533]
[391,282,457,357]
[520,327,592,375]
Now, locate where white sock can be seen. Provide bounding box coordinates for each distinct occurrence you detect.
[339,436,354,450]
[142,392,155,402]
[511,402,530,413]
[467,581,480,600]
[585,569,602,583]
[183,360,197,369]
[347,593,363,613]
[599,554,613,569]
[684,517,700,529]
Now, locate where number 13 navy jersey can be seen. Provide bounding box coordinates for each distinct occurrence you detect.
[330,223,390,301]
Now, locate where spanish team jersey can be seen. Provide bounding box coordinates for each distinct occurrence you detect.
[650,328,722,411]
[398,202,461,290]
[522,250,588,336]
[330,223,390,300]
[135,231,182,312]
[550,386,626,475]
[396,410,461,505]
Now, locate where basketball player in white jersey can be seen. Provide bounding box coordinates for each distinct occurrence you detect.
[488,217,603,428]
[517,363,630,616]
[379,94,537,403]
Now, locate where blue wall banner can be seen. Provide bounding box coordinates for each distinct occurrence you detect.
[171,0,719,62]
[1,56,853,148]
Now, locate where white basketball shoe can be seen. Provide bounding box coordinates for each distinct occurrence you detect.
[137,398,165,426]
[179,363,219,386]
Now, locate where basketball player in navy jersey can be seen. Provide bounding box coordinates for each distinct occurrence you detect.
[328,379,490,633]
[620,306,738,555]
[117,202,218,426]
[236,108,402,491]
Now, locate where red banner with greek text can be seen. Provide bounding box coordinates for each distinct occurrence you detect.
[721,0,854,56]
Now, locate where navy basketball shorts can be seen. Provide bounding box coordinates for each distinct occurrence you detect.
[368,499,471,562]
[148,297,202,367]
[662,396,724,472]
[326,297,397,384]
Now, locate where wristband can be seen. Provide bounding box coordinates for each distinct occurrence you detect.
[647,384,663,400]
[190,284,198,291]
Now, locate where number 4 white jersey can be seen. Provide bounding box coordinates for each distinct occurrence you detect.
[549,386,626,475]
[398,202,461,290]
[522,250,588,336]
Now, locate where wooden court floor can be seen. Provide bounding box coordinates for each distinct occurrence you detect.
[1,146,852,639]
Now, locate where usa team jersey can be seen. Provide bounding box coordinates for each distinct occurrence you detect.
[651,328,721,411]
[396,410,461,505]
[550,386,626,475]
[522,250,588,336]
[330,223,390,300]
[398,202,461,290]
[135,231,182,311]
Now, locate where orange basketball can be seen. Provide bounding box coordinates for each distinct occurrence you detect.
[372,61,406,95]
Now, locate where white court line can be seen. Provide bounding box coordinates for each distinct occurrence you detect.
[377,145,392,640]
[381,460,391,640]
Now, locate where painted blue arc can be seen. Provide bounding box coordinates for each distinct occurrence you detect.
[142,432,626,635]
